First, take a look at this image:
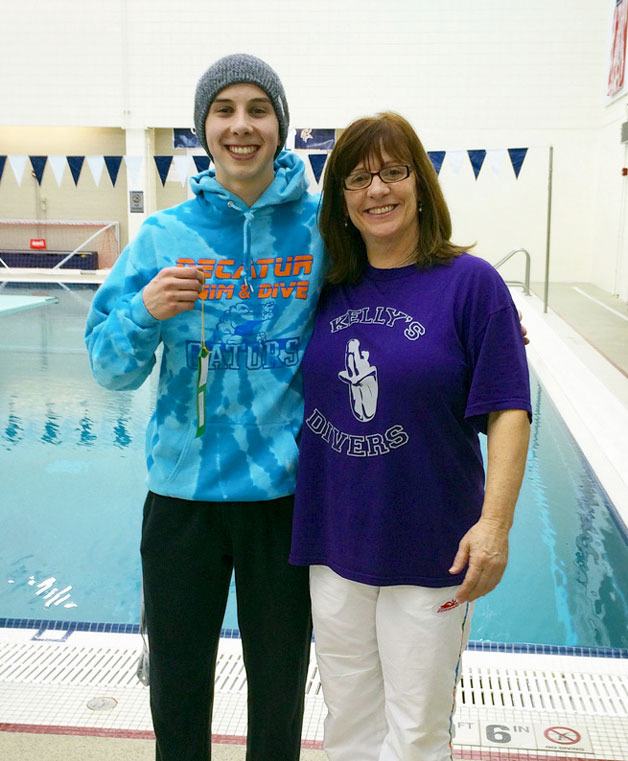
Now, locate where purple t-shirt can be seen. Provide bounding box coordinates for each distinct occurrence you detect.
[290,254,531,587]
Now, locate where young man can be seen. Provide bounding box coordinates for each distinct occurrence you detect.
[85,54,325,761]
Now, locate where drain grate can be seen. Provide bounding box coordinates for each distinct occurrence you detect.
[459,664,628,716]
[0,641,324,697]
[1,641,626,719]
[0,642,142,688]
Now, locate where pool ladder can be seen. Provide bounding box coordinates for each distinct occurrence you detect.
[494,247,531,295]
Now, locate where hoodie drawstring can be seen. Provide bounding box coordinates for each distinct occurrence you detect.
[242,210,256,294]
[228,201,256,295]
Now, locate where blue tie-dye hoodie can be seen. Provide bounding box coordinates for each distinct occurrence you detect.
[85,150,325,501]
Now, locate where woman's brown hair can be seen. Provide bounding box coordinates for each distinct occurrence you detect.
[320,112,471,284]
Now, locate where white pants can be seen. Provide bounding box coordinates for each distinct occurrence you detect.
[310,565,472,761]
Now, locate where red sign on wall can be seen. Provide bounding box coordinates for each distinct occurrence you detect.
[29,239,47,250]
[609,0,628,96]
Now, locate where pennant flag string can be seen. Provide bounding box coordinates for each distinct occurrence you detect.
[104,156,123,186]
[86,155,105,186]
[307,153,328,184]
[48,155,67,187]
[124,156,144,188]
[29,156,48,186]
[9,155,27,186]
[172,155,191,186]
[446,150,465,175]
[427,151,446,176]
[192,155,210,173]
[0,147,530,187]
[508,148,528,178]
[67,156,85,186]
[154,156,174,186]
[467,150,487,180]
[485,149,506,176]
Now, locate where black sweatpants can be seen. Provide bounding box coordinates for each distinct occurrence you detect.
[140,491,312,761]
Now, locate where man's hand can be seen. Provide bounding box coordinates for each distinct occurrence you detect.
[449,518,509,603]
[142,267,204,320]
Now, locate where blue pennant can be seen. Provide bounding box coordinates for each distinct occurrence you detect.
[308,154,328,184]
[104,156,123,186]
[192,155,210,173]
[508,147,528,179]
[467,150,487,180]
[29,156,47,185]
[154,156,174,186]
[428,151,446,175]
[0,155,6,184]
[67,156,85,185]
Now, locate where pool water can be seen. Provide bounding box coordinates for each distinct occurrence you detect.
[1,284,627,648]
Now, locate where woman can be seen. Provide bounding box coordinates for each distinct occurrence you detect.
[290,112,531,761]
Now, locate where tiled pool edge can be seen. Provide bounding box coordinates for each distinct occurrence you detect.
[1,619,626,659]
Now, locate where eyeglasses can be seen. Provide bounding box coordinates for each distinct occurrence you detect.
[343,164,412,191]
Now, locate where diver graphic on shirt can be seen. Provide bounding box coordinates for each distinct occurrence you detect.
[338,338,378,422]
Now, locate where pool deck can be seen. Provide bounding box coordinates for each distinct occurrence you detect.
[1,285,627,760]
[0,626,626,761]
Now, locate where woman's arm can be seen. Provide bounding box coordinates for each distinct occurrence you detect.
[449,408,530,603]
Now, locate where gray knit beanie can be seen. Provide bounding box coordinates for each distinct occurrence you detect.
[194,53,289,160]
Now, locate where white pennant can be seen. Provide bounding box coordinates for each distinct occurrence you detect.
[9,155,27,185]
[124,155,144,188]
[486,149,506,177]
[48,156,66,187]
[445,150,465,175]
[172,155,191,186]
[86,155,105,186]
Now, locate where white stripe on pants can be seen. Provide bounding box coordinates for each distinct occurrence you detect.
[310,565,472,761]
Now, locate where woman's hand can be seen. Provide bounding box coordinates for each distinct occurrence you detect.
[450,409,530,603]
[517,309,529,345]
[449,517,509,603]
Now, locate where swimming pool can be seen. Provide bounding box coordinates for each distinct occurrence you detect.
[1,283,627,650]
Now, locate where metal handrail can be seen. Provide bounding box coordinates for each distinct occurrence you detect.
[493,247,530,295]
[52,222,117,270]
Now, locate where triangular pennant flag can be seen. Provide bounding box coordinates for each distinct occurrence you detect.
[192,155,210,173]
[508,147,528,179]
[486,149,506,176]
[172,155,191,186]
[67,156,85,186]
[154,155,174,186]
[446,150,465,175]
[86,155,105,186]
[9,155,28,185]
[427,151,446,175]
[48,155,67,187]
[29,156,48,185]
[104,156,123,186]
[0,156,6,184]
[308,153,328,184]
[124,155,144,188]
[467,150,486,180]
[124,156,143,188]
